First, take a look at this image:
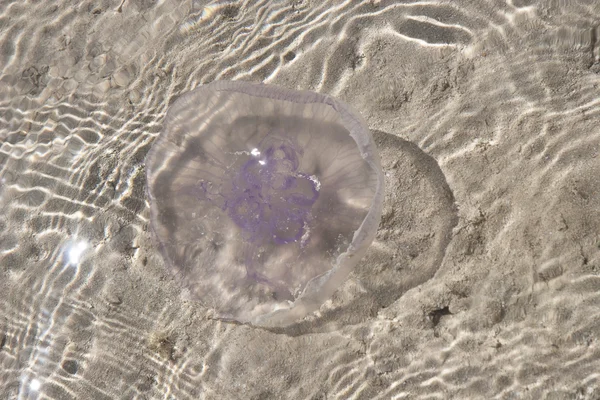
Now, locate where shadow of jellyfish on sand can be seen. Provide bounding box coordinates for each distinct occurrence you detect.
[145,81,384,327]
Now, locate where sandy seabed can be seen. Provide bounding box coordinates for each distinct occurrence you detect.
[1,0,600,399]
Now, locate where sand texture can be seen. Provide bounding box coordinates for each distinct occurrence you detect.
[1,0,600,399]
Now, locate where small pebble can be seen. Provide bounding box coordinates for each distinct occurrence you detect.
[74,69,90,83]
[94,80,111,94]
[105,289,122,305]
[128,89,141,103]
[90,54,107,71]
[63,79,78,91]
[112,69,131,87]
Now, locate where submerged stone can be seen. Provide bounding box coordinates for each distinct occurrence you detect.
[145,81,384,327]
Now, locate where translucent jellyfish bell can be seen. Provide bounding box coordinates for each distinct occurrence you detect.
[145,81,384,327]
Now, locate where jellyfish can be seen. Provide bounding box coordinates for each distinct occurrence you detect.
[145,81,384,327]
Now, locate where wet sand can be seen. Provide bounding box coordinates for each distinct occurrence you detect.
[1,0,599,399]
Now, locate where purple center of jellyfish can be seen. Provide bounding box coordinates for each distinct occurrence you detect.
[203,133,319,246]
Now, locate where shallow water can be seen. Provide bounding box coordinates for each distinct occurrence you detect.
[1,0,600,399]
